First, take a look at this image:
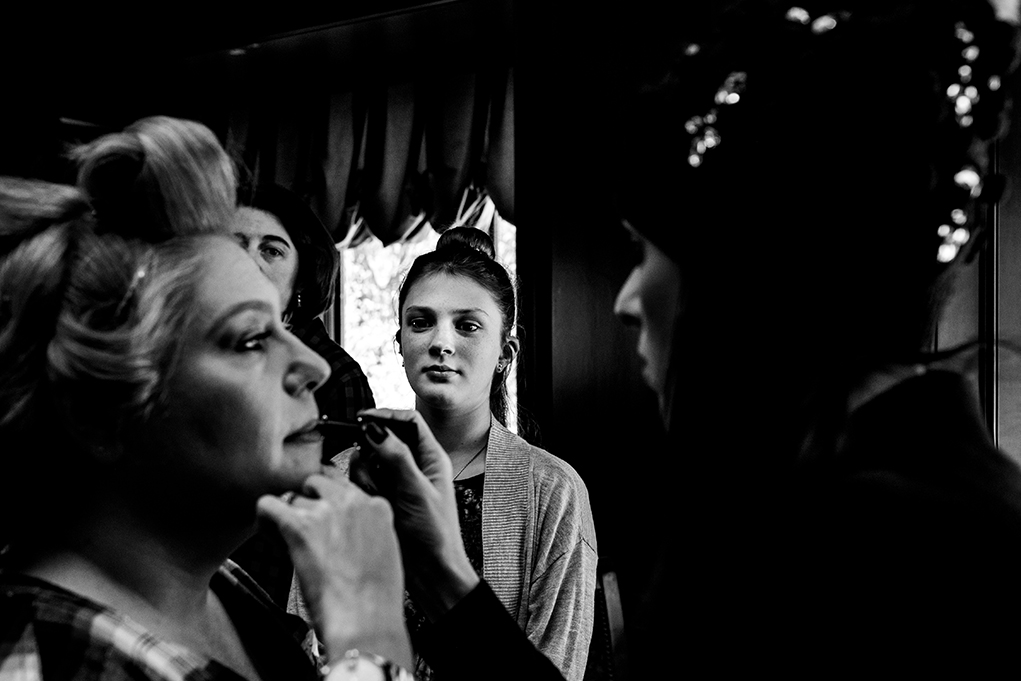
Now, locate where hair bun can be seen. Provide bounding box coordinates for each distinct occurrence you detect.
[74,116,237,242]
[436,226,496,260]
[74,133,153,239]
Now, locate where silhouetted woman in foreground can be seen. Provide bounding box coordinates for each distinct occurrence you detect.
[295,1,1021,676]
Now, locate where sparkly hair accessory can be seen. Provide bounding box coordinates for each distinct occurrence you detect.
[684,69,747,167]
[936,21,1005,263]
[113,251,152,319]
[684,6,851,169]
[784,6,851,33]
[682,7,1008,265]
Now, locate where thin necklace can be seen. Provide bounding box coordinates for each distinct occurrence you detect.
[453,440,487,481]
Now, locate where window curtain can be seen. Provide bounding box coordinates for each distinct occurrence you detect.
[225,66,514,248]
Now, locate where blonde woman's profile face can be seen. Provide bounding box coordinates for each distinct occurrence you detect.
[148,239,329,506]
[614,221,683,422]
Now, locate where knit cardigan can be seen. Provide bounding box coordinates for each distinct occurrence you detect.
[481,419,598,681]
[287,417,598,681]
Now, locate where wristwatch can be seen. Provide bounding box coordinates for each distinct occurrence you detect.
[322,649,413,681]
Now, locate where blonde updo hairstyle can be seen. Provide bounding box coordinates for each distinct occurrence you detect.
[0,177,228,550]
[74,116,237,239]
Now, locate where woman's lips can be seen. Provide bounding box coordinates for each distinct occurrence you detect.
[284,419,325,444]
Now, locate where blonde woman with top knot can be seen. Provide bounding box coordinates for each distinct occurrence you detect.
[0,117,418,680]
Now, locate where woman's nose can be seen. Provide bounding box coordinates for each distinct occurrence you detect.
[429,324,456,356]
[284,331,331,396]
[614,269,642,328]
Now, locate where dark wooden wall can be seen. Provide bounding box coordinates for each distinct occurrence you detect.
[512,3,700,654]
[990,71,1021,460]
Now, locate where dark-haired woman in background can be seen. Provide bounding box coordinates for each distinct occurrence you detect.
[233,183,375,446]
[229,184,375,605]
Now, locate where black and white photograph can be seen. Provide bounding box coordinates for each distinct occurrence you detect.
[3,1,1021,678]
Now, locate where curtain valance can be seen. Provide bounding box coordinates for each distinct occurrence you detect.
[225,67,513,247]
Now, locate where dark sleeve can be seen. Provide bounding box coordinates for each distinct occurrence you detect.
[294,319,375,424]
[320,356,376,423]
[416,581,565,681]
[780,471,1021,672]
[317,362,374,460]
[304,333,375,459]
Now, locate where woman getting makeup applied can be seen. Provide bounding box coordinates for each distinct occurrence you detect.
[0,175,413,679]
[72,120,377,609]
[273,0,1021,677]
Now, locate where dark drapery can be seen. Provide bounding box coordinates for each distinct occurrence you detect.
[225,67,514,247]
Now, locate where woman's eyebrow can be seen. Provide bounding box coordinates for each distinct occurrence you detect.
[207,300,275,338]
[452,307,490,317]
[261,234,293,249]
[405,305,490,317]
[403,306,435,320]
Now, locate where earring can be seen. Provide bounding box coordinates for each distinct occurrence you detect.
[496,362,505,373]
[295,290,302,309]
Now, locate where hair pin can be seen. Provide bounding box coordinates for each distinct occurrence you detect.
[113,263,148,318]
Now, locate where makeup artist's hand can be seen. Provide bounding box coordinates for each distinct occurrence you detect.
[257,474,412,669]
[350,408,481,622]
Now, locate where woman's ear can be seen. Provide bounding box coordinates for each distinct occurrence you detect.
[500,336,520,370]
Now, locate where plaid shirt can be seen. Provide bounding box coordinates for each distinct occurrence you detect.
[290,317,375,460]
[0,561,321,681]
